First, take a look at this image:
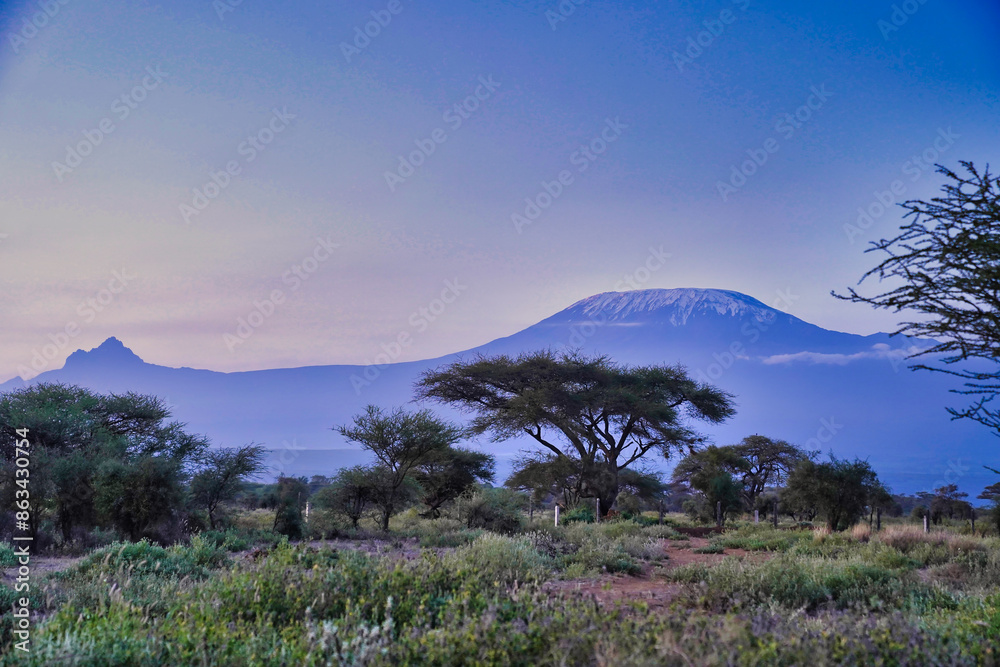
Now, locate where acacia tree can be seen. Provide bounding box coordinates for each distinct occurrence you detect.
[783,456,886,531]
[835,162,1000,431]
[416,351,734,517]
[672,445,747,524]
[0,383,208,541]
[312,466,377,528]
[190,443,267,528]
[413,446,495,518]
[335,406,462,530]
[730,435,811,509]
[505,453,586,509]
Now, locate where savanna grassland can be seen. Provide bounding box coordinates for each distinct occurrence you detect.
[2,510,998,666]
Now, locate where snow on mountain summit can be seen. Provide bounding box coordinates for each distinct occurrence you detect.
[567,288,781,326]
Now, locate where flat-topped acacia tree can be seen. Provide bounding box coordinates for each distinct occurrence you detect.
[415,351,735,516]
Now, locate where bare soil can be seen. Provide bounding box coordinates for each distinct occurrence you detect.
[546,537,774,610]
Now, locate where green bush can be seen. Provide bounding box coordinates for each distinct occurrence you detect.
[0,544,17,568]
[457,488,526,534]
[447,533,553,585]
[561,505,595,524]
[670,553,955,612]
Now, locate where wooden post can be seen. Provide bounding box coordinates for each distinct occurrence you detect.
[716,501,722,528]
[595,499,600,523]
[754,509,759,524]
[923,515,929,533]
[554,505,560,527]
[876,507,881,532]
[772,499,779,528]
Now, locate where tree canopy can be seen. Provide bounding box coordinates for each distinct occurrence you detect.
[835,161,1000,431]
[335,405,464,529]
[416,351,735,515]
[0,383,209,541]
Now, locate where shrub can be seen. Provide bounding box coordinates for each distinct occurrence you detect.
[0,544,17,568]
[670,553,954,612]
[715,525,800,552]
[457,487,526,534]
[560,536,642,575]
[561,505,595,524]
[447,533,552,585]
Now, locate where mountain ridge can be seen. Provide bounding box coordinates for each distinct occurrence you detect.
[2,288,995,497]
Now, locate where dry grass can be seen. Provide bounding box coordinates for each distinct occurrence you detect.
[877,525,984,554]
[849,524,872,543]
[812,526,831,543]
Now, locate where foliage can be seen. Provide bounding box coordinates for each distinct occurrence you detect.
[413,445,495,517]
[4,521,1000,665]
[272,476,309,539]
[336,405,463,530]
[456,486,526,534]
[782,455,887,531]
[190,443,267,529]
[0,383,208,542]
[417,350,734,516]
[927,484,974,524]
[836,161,1000,432]
[311,465,378,529]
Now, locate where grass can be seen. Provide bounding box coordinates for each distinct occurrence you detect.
[1,515,998,665]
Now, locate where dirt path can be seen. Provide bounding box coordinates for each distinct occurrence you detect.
[546,537,774,610]
[2,555,82,585]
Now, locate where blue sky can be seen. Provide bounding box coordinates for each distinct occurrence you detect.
[1,0,998,380]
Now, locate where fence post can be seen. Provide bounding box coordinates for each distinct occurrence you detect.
[554,505,560,527]
[923,515,929,533]
[754,509,759,524]
[305,501,310,525]
[595,499,600,523]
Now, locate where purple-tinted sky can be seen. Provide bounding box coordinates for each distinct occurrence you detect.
[1,0,998,381]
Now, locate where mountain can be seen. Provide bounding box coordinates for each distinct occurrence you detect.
[2,288,997,497]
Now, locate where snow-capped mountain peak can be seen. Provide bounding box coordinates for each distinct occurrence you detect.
[567,288,780,326]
